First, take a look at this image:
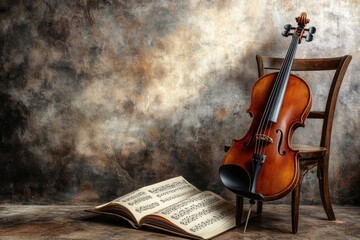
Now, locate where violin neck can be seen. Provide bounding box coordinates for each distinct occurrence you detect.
[278,35,300,83]
[266,35,300,123]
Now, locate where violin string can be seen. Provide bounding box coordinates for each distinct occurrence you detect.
[260,36,299,157]
[261,37,298,158]
[249,33,299,196]
[254,35,299,158]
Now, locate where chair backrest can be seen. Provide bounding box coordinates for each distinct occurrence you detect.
[255,55,352,149]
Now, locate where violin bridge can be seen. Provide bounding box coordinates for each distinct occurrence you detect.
[256,134,273,143]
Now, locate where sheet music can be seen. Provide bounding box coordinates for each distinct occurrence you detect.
[153,191,236,239]
[103,176,201,222]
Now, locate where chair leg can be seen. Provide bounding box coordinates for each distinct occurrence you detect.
[236,195,244,227]
[317,164,336,220]
[291,181,302,234]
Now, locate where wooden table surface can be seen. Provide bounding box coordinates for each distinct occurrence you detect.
[1,204,359,239]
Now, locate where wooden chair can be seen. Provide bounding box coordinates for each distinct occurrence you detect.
[232,55,352,233]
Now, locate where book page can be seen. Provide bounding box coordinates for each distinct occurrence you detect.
[144,191,236,239]
[96,176,201,223]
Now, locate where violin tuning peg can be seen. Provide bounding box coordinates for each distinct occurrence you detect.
[304,26,316,34]
[282,30,293,37]
[308,26,316,34]
[284,24,292,31]
[303,33,314,42]
[282,30,289,37]
[284,24,296,31]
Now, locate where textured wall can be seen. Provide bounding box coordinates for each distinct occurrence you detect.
[0,0,359,205]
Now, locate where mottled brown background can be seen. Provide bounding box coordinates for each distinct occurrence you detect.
[0,0,359,205]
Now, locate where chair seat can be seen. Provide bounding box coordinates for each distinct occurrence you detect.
[292,144,327,160]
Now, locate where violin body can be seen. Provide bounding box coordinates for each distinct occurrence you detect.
[222,72,312,201]
[219,12,316,202]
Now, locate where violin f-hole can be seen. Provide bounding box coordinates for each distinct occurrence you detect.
[276,129,286,156]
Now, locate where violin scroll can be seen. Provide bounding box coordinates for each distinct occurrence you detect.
[295,12,310,26]
[282,12,316,43]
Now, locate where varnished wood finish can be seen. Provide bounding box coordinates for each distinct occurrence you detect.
[240,54,352,233]
[222,72,312,200]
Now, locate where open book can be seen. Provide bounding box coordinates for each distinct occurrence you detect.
[87,176,236,239]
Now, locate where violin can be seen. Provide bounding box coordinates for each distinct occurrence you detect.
[219,13,316,203]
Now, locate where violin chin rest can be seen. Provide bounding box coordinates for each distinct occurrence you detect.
[219,164,264,201]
